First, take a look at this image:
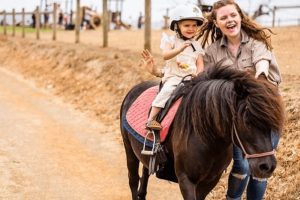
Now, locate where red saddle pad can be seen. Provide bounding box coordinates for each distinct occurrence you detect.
[126,86,181,142]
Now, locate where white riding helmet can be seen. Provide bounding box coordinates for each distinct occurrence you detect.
[169,4,204,31]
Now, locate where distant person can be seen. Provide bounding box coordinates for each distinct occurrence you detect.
[31,13,36,28]
[137,12,144,29]
[141,4,205,130]
[58,12,64,27]
[43,8,49,28]
[80,8,90,30]
[69,10,74,24]
[114,13,121,30]
[64,14,68,25]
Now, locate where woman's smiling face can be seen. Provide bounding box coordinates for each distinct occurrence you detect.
[214,4,242,39]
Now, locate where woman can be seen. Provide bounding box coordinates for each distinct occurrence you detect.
[199,0,281,199]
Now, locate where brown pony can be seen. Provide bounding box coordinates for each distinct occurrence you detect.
[120,65,284,200]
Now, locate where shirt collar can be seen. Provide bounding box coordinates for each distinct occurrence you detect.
[220,29,250,47]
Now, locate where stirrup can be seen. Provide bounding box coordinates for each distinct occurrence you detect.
[141,130,157,155]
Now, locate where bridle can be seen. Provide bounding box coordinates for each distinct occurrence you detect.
[231,122,275,159]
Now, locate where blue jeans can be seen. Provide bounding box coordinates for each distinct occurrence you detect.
[226,131,279,200]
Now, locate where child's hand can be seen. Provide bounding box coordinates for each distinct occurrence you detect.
[178,41,192,52]
[191,73,197,78]
[141,49,162,77]
[142,49,154,65]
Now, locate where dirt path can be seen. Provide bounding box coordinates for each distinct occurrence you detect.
[0,67,182,199]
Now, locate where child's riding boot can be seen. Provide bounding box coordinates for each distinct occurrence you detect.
[146,119,162,131]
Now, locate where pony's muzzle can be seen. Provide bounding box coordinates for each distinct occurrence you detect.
[248,155,277,178]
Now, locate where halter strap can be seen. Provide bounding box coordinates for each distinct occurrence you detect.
[231,123,275,159]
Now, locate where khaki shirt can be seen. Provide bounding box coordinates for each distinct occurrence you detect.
[204,30,282,85]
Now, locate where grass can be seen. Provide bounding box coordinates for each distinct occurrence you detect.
[0,26,52,33]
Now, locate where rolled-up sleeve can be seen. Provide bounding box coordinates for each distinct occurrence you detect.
[252,40,282,85]
[252,40,272,64]
[268,52,282,85]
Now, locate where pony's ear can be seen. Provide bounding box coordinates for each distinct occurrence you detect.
[234,79,249,100]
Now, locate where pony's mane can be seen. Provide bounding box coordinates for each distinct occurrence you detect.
[175,66,285,145]
[235,72,285,134]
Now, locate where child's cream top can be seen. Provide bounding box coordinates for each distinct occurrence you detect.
[160,33,205,82]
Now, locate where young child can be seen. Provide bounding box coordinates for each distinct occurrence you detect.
[142,4,205,130]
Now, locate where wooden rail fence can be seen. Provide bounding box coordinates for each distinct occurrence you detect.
[0,0,152,50]
[0,2,109,47]
[0,3,61,40]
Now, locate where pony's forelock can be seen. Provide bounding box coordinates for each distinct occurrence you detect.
[237,76,284,133]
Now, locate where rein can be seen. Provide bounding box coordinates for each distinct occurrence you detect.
[231,122,275,159]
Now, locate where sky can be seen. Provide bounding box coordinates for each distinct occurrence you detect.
[1,0,300,28]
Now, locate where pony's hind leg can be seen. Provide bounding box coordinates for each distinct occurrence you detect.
[127,157,140,200]
[137,166,150,200]
[122,133,140,200]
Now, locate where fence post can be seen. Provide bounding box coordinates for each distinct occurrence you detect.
[52,3,57,40]
[144,0,151,51]
[103,0,108,47]
[3,10,7,35]
[272,6,276,28]
[22,8,25,38]
[75,0,80,43]
[162,8,170,30]
[12,9,16,36]
[35,6,40,40]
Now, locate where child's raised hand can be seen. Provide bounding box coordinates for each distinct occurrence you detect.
[141,49,155,72]
[141,49,161,77]
[142,49,154,63]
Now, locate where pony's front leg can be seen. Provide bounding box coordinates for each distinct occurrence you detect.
[194,178,221,200]
[137,166,150,200]
[177,173,196,200]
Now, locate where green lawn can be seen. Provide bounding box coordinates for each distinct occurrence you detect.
[0,26,52,33]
